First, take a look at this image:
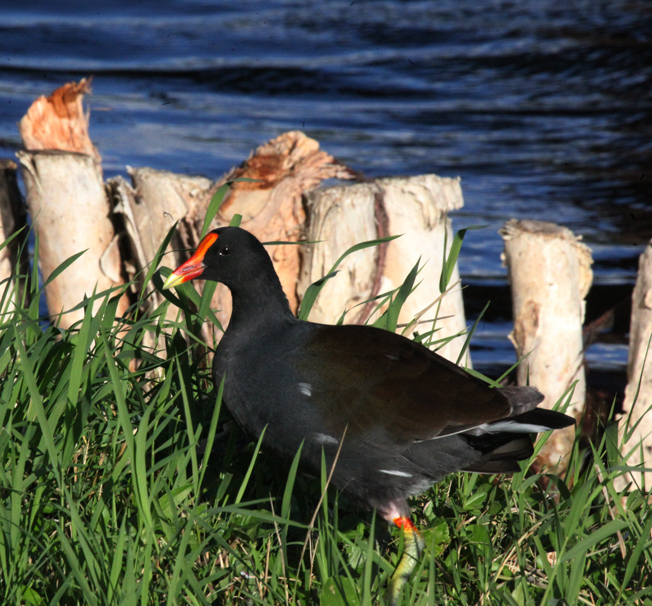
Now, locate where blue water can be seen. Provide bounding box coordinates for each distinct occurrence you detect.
[1,0,650,378]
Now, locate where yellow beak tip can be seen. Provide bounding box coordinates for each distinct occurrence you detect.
[161,273,184,290]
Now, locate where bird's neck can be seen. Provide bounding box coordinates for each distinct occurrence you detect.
[226,271,296,335]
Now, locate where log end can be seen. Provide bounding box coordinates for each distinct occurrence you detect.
[18,78,100,164]
[221,130,355,217]
[500,218,572,240]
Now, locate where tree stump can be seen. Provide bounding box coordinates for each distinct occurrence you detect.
[110,167,213,301]
[18,78,100,164]
[17,79,129,327]
[500,219,593,469]
[18,151,129,326]
[110,167,217,357]
[300,174,470,365]
[615,240,652,491]
[299,181,384,325]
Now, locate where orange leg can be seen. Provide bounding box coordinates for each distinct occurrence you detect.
[387,516,425,605]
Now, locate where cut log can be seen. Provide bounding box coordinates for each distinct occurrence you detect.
[615,240,652,491]
[299,174,470,365]
[500,219,593,469]
[112,167,213,289]
[0,159,29,311]
[18,78,100,165]
[218,131,355,316]
[18,151,130,327]
[108,169,215,359]
[17,79,128,327]
[299,182,383,325]
[379,175,469,365]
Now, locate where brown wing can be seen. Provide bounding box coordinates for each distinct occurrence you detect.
[296,324,513,444]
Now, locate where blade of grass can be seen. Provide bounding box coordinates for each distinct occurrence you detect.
[234,427,267,505]
[41,250,88,290]
[12,325,62,488]
[198,375,225,491]
[56,527,98,606]
[439,225,486,293]
[201,179,259,238]
[361,511,376,606]
[201,183,231,238]
[298,235,400,321]
[372,259,420,332]
[559,518,628,564]
[141,222,179,298]
[455,301,489,366]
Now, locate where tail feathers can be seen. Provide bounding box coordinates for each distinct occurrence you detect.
[489,436,534,460]
[461,408,575,474]
[507,408,576,431]
[463,459,522,474]
[462,436,533,473]
[499,385,545,416]
[466,408,575,438]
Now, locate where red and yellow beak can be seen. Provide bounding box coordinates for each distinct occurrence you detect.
[162,233,218,290]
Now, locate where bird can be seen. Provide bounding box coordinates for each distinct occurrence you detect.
[162,226,575,605]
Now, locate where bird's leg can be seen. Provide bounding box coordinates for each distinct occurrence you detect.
[387,515,425,605]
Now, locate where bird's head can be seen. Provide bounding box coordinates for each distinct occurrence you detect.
[162,226,269,290]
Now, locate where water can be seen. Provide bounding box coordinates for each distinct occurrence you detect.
[1,0,650,388]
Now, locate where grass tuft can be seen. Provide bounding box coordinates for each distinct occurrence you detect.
[0,237,650,606]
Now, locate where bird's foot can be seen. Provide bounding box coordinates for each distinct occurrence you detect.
[386,516,425,605]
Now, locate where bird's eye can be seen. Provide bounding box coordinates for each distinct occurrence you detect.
[219,245,230,256]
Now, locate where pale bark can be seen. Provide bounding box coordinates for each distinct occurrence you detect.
[615,240,652,491]
[0,159,28,311]
[18,78,100,165]
[18,151,129,327]
[299,182,383,325]
[18,78,129,327]
[379,175,469,365]
[501,219,593,469]
[299,174,470,365]
[217,130,354,317]
[117,166,213,283]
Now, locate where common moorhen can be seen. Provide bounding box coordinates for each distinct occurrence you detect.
[163,226,575,604]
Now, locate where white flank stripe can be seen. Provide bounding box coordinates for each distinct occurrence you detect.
[415,420,555,442]
[297,382,312,397]
[379,469,413,478]
[314,433,338,445]
[477,421,553,434]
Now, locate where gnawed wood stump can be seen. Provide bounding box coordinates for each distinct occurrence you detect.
[299,174,470,365]
[0,159,29,312]
[17,79,129,328]
[110,167,213,298]
[219,131,353,315]
[501,219,592,470]
[299,182,381,324]
[19,78,100,165]
[19,151,130,326]
[615,240,652,491]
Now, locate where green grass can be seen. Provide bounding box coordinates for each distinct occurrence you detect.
[1,232,652,606]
